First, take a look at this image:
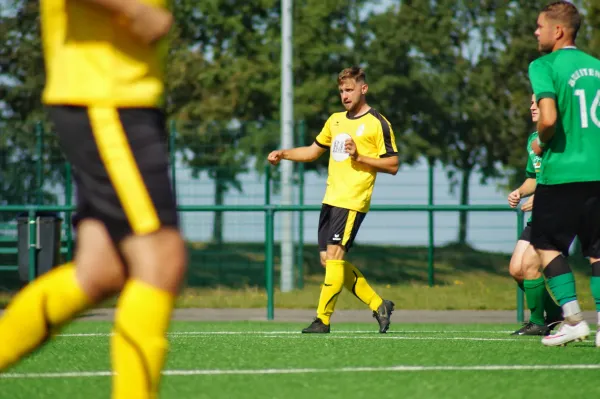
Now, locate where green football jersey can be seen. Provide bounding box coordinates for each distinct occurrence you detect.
[529,47,600,185]
[525,132,541,223]
[526,132,542,179]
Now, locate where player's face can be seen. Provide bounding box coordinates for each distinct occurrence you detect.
[535,13,557,53]
[530,94,539,123]
[339,79,367,112]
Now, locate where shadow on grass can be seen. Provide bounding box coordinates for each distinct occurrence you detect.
[185,241,517,289]
[1,240,592,292]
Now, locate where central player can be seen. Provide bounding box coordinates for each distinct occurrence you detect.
[268,67,398,333]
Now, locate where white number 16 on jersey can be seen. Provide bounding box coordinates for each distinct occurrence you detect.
[575,89,600,128]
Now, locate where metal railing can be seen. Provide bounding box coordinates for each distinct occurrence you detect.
[0,165,526,322]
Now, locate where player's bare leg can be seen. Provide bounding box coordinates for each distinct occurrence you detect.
[0,219,126,370]
[111,227,187,398]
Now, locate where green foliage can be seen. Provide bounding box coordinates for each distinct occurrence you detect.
[0,0,63,210]
[3,0,590,243]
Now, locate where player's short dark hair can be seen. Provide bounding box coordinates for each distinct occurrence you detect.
[542,1,581,39]
[338,66,366,85]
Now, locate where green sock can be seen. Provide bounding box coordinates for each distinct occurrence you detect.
[543,284,563,322]
[523,277,546,326]
[547,273,577,306]
[590,277,600,312]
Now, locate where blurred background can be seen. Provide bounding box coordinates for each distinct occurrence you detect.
[1,0,599,312]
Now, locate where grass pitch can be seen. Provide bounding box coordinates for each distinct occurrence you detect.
[1,321,598,399]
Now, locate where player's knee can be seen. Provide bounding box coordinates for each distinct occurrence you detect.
[120,227,188,294]
[508,258,524,282]
[74,219,127,302]
[319,253,327,268]
[522,251,542,280]
[325,245,345,262]
[75,254,127,302]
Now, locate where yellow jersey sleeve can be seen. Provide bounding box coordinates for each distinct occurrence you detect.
[375,117,398,158]
[315,116,332,148]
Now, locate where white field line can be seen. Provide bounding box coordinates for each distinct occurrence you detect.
[56,330,522,337]
[2,364,600,379]
[263,335,525,342]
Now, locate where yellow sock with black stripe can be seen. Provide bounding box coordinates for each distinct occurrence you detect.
[316,260,345,325]
[343,261,383,312]
[111,280,175,399]
[0,263,90,370]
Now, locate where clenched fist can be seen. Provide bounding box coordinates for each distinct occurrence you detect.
[267,150,284,165]
[344,137,358,160]
[508,189,521,208]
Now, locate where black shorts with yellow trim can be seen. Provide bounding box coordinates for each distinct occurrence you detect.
[318,204,366,252]
[48,105,179,243]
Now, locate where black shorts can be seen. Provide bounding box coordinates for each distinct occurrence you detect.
[48,106,179,243]
[318,204,366,252]
[519,222,532,242]
[531,182,600,258]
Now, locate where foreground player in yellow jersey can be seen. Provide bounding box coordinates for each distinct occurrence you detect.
[268,67,398,333]
[0,1,187,398]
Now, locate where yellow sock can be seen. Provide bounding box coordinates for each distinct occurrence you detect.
[343,261,383,312]
[111,280,175,399]
[0,263,90,370]
[316,260,345,325]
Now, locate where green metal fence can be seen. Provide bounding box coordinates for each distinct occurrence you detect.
[0,121,527,321]
[0,198,527,322]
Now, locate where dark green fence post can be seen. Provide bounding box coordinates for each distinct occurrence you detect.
[28,208,37,281]
[35,123,44,204]
[169,120,177,197]
[65,162,74,261]
[516,210,525,323]
[296,120,305,289]
[264,164,274,320]
[427,160,435,287]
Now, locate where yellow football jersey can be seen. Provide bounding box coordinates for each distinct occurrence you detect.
[40,0,168,107]
[315,109,398,213]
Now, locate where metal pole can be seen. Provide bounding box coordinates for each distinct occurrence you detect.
[65,162,73,261]
[266,208,275,321]
[516,210,525,323]
[35,123,44,204]
[280,0,294,292]
[28,208,37,281]
[296,120,305,289]
[264,165,274,320]
[427,160,435,287]
[169,119,177,198]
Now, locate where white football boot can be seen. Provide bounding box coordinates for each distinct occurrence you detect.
[541,320,590,347]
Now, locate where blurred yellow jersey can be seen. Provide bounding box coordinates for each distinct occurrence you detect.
[40,0,168,107]
[315,109,398,213]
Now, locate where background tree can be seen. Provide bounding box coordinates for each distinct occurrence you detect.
[391,0,544,244]
[167,0,280,243]
[0,0,64,217]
